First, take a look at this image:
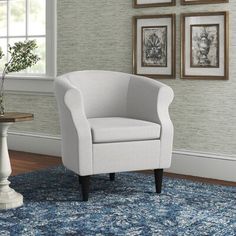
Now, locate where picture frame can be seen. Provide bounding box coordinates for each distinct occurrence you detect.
[181,12,229,80]
[133,14,176,79]
[133,0,176,8]
[181,0,228,5]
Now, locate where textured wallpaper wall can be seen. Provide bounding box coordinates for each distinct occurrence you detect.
[7,0,236,156]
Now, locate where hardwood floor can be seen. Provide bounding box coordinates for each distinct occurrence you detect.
[9,150,236,187]
[164,172,236,187]
[9,150,62,176]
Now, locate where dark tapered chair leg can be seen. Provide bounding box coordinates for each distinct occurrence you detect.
[78,175,82,185]
[109,173,115,181]
[80,176,90,201]
[154,169,163,194]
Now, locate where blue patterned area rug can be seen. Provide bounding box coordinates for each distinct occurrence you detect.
[0,166,235,235]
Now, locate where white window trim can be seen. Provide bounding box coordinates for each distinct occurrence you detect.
[4,0,57,93]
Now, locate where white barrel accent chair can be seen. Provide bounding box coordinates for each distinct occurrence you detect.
[54,71,174,201]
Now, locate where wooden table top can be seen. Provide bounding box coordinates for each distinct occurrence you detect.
[0,112,34,123]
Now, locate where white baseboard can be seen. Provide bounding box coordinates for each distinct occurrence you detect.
[8,132,61,157]
[7,132,236,182]
[168,150,236,182]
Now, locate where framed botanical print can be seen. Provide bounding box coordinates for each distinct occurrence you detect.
[133,14,176,79]
[181,12,229,80]
[133,0,176,8]
[181,0,228,5]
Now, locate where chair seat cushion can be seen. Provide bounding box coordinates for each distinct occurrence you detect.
[88,117,161,143]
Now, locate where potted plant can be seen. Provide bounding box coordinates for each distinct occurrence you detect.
[0,40,40,115]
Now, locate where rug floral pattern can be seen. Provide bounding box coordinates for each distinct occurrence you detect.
[0,166,235,235]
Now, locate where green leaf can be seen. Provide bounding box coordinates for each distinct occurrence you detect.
[4,40,40,74]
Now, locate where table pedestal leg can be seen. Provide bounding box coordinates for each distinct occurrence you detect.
[0,122,23,210]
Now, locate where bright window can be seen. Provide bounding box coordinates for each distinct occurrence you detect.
[0,0,56,77]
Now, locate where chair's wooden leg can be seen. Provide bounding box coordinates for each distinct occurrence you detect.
[80,176,90,201]
[78,175,82,185]
[154,169,163,194]
[109,173,115,181]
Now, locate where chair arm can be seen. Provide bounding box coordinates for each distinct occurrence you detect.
[157,86,174,168]
[64,88,93,175]
[127,75,174,168]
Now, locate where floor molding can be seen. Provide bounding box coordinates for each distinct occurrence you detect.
[8,131,61,157]
[168,150,236,182]
[7,132,236,182]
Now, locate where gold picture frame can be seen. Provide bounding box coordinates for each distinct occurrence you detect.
[133,14,176,79]
[181,12,229,80]
[133,0,176,8]
[181,0,228,5]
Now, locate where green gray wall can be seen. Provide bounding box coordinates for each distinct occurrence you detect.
[7,0,236,156]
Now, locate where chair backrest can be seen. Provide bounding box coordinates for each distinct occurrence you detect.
[60,71,131,118]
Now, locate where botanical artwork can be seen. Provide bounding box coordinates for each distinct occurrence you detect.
[133,14,175,78]
[191,24,219,68]
[142,26,167,67]
[181,12,228,80]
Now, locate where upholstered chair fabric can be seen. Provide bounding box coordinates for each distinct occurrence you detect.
[54,70,174,200]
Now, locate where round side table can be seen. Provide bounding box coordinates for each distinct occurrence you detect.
[0,112,33,210]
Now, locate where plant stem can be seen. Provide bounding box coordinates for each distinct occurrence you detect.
[1,68,7,97]
[0,54,16,96]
